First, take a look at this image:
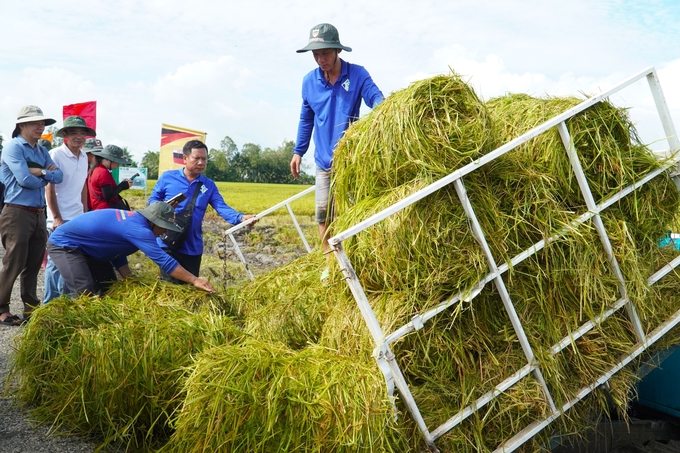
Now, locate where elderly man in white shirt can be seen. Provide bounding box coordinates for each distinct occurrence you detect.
[43,115,94,304]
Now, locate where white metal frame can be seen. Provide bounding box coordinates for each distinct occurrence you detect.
[224,186,315,280]
[328,67,680,452]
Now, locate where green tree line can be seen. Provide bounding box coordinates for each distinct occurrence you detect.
[140,136,314,184]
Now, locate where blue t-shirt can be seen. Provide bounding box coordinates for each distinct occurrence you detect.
[293,59,384,171]
[48,208,179,274]
[149,169,243,256]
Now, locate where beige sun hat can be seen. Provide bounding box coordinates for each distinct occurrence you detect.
[12,105,56,138]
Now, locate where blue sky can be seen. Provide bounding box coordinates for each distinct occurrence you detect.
[2,0,680,170]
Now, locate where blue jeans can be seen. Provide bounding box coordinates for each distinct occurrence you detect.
[43,225,71,304]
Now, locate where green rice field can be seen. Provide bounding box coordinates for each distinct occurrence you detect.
[127,180,315,218]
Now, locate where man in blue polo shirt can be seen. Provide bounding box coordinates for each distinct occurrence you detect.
[149,139,256,284]
[0,105,63,326]
[290,23,384,280]
[47,202,215,295]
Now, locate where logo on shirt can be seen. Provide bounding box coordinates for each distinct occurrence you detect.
[200,184,208,194]
[342,79,350,91]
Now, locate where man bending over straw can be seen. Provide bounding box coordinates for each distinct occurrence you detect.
[47,202,215,295]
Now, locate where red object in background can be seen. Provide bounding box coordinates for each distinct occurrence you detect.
[63,101,97,135]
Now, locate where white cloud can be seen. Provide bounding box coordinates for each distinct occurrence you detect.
[1,0,680,165]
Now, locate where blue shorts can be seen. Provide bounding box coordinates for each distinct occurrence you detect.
[315,167,334,223]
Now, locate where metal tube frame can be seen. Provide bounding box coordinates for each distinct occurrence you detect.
[327,66,680,451]
[223,186,315,280]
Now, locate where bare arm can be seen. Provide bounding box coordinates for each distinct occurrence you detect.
[81,181,88,213]
[45,183,63,227]
[170,265,215,292]
[290,154,302,179]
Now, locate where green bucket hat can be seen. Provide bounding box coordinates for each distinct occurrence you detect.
[296,23,352,53]
[56,115,96,138]
[139,202,183,232]
[92,144,130,165]
[82,138,103,153]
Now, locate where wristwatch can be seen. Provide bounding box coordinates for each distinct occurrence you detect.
[40,169,47,176]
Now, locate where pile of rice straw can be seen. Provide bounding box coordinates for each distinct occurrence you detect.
[9,71,680,452]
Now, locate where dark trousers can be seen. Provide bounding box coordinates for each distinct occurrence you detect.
[160,248,202,285]
[46,243,117,296]
[0,206,47,316]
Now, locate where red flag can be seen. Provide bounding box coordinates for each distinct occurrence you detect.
[63,101,97,133]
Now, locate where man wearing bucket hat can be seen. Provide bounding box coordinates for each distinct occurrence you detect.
[0,105,63,326]
[83,137,103,154]
[47,201,216,295]
[290,23,384,280]
[43,116,96,304]
[88,144,134,210]
[82,138,103,172]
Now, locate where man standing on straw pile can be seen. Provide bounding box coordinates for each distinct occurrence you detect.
[47,202,216,295]
[43,116,94,304]
[0,106,63,326]
[290,23,384,281]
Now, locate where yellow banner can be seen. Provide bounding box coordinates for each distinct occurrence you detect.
[159,124,206,176]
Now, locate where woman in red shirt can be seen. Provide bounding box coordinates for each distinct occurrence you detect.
[88,144,133,210]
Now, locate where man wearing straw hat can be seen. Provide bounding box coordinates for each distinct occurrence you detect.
[47,202,216,295]
[290,23,384,281]
[0,105,63,326]
[43,115,96,304]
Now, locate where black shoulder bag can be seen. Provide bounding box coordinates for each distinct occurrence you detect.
[160,182,203,250]
[89,176,132,210]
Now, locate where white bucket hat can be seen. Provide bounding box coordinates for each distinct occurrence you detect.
[12,105,56,138]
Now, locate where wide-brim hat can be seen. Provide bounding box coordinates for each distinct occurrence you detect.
[139,202,183,232]
[297,23,352,53]
[56,115,96,138]
[91,144,130,165]
[82,138,103,153]
[12,105,56,138]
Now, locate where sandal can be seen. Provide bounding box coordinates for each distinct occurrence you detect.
[0,314,22,326]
